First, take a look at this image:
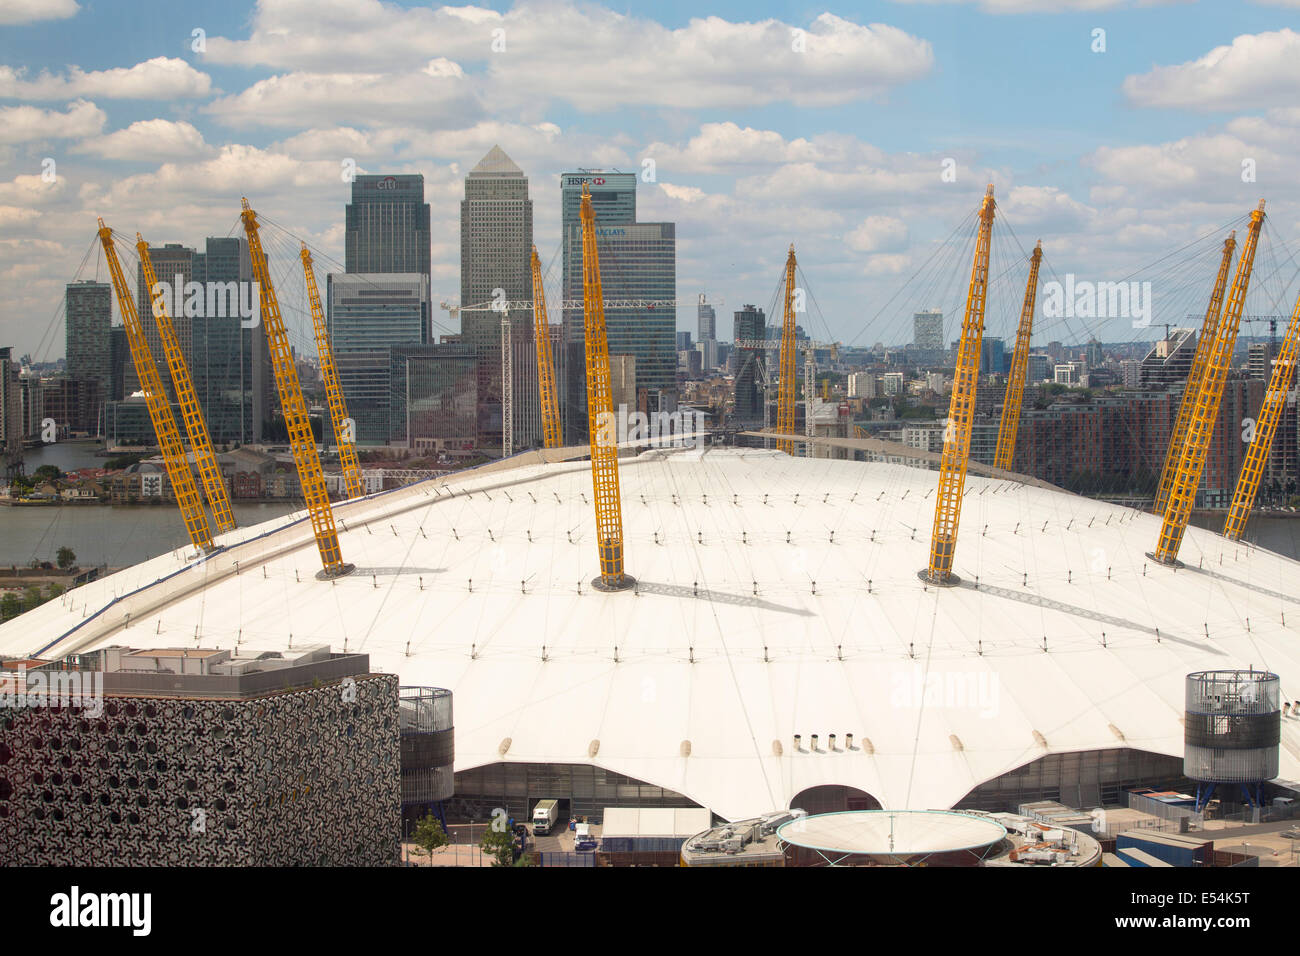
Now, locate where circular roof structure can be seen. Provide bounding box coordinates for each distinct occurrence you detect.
[778,810,1006,862]
[3,446,1300,821]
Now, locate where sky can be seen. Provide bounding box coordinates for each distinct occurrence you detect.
[2,0,1300,360]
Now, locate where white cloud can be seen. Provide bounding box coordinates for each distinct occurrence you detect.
[1124,29,1300,111]
[0,57,211,100]
[0,0,78,25]
[73,120,211,161]
[204,1,932,110]
[203,69,481,129]
[0,100,105,143]
[847,215,908,252]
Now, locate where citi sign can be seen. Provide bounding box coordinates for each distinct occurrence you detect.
[376,176,398,190]
[149,275,262,328]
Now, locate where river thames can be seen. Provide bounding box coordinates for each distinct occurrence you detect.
[3,440,1299,567]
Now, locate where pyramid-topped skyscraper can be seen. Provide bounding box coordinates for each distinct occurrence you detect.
[460,145,537,453]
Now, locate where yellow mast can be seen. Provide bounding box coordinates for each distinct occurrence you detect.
[926,184,996,584]
[579,185,632,591]
[137,235,236,534]
[776,246,798,455]
[993,240,1042,471]
[97,220,212,552]
[300,244,365,500]
[1152,231,1238,516]
[530,245,563,449]
[1223,282,1300,540]
[240,199,350,577]
[1154,201,1265,565]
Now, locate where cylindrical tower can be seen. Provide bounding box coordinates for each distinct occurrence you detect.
[399,686,454,827]
[1184,669,1280,812]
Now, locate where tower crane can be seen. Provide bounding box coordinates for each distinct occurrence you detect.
[1222,282,1300,540]
[301,244,365,500]
[1153,231,1237,516]
[96,220,212,553]
[776,246,798,456]
[1154,201,1265,565]
[579,183,633,591]
[137,235,236,535]
[993,240,1043,471]
[925,184,996,585]
[529,247,563,449]
[240,199,351,578]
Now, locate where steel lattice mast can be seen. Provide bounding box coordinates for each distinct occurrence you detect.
[1152,231,1238,516]
[579,185,632,591]
[925,184,996,585]
[300,244,365,500]
[993,240,1042,471]
[97,220,212,553]
[1154,201,1265,565]
[1223,282,1300,540]
[240,199,351,577]
[530,246,563,449]
[137,235,236,534]
[776,246,798,455]
[582,184,637,590]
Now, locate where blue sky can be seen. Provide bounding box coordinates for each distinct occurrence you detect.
[2,0,1299,358]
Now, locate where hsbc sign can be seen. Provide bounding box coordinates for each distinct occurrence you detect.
[564,175,615,187]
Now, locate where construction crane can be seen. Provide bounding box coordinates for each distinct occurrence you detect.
[530,246,563,449]
[240,199,351,578]
[97,220,212,553]
[137,235,236,535]
[925,184,997,585]
[1222,282,1300,540]
[501,309,513,457]
[1153,231,1238,516]
[993,240,1043,471]
[579,184,633,591]
[1154,201,1266,565]
[776,246,798,456]
[301,244,364,500]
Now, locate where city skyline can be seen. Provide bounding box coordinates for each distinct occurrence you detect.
[3,1,1299,361]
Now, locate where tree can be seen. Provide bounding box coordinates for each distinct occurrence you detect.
[33,465,61,484]
[45,583,64,600]
[22,586,43,612]
[0,593,19,621]
[56,546,76,571]
[413,813,449,864]
[480,820,517,867]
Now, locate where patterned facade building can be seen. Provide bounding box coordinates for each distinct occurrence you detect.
[0,646,400,866]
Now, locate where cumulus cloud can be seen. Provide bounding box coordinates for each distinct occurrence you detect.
[0,0,79,25]
[1124,29,1300,111]
[203,1,933,110]
[203,67,481,129]
[0,100,105,143]
[72,119,211,161]
[847,215,908,252]
[0,57,212,100]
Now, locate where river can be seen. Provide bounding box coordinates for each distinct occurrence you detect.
[5,441,1300,566]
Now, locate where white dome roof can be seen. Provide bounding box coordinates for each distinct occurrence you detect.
[5,447,1299,821]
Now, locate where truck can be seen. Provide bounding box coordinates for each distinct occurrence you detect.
[532,799,561,836]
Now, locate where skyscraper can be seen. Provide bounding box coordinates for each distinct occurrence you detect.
[560,170,675,442]
[914,310,943,350]
[0,347,20,472]
[128,243,195,400]
[459,146,537,453]
[346,174,432,277]
[698,297,716,342]
[328,273,430,444]
[190,237,263,445]
[733,305,766,424]
[65,280,111,433]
